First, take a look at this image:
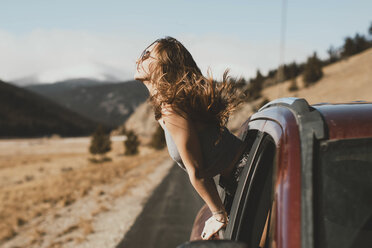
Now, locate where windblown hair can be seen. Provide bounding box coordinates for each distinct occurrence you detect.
[140,37,243,143]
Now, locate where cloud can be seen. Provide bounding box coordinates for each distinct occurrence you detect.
[0,29,316,84]
[181,33,319,80]
[0,29,143,83]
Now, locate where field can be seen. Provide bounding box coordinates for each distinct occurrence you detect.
[0,136,172,248]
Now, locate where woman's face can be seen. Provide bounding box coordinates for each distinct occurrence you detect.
[134,42,158,82]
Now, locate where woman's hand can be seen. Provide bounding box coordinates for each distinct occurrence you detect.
[201,211,228,240]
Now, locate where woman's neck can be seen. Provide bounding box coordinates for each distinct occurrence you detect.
[143,81,156,96]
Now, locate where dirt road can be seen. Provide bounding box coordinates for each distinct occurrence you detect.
[116,164,204,248]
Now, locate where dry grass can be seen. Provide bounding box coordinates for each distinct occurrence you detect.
[91,204,110,217]
[0,136,169,246]
[263,47,372,104]
[228,47,372,131]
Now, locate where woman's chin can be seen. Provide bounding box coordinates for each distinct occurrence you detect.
[134,75,150,82]
[134,75,143,81]
[134,72,146,81]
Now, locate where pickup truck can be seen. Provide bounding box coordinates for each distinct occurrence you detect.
[178,97,372,248]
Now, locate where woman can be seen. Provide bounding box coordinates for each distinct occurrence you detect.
[134,37,248,240]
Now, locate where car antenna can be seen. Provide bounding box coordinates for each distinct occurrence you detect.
[276,0,288,99]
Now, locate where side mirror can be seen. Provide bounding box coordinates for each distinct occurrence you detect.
[177,240,248,248]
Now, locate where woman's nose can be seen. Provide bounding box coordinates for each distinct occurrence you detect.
[135,60,141,69]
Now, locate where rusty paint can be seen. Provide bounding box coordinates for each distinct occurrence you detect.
[313,103,372,140]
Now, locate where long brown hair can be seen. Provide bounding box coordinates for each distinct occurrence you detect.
[139,37,243,142]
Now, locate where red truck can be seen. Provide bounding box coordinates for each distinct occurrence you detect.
[178,97,372,248]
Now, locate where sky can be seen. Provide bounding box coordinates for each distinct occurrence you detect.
[0,0,371,84]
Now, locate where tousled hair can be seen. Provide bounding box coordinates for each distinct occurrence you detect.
[139,36,243,144]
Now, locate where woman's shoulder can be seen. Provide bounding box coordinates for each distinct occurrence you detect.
[160,103,219,131]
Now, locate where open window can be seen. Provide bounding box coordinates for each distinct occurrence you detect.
[235,134,276,248]
[220,129,260,215]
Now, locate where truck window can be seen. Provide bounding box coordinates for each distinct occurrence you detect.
[315,137,372,248]
[221,129,259,216]
[237,135,275,248]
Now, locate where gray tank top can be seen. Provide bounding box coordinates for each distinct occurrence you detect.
[163,123,243,178]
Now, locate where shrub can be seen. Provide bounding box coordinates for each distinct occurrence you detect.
[118,125,127,136]
[89,125,111,160]
[327,45,340,64]
[288,62,301,80]
[303,52,323,87]
[341,34,370,58]
[245,70,264,101]
[288,78,299,92]
[150,124,166,150]
[229,76,248,90]
[124,130,140,155]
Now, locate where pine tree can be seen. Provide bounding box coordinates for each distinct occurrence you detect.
[342,34,369,58]
[245,70,264,101]
[327,45,339,64]
[303,52,323,87]
[353,33,369,53]
[342,37,356,57]
[150,124,166,150]
[89,125,111,160]
[124,130,140,155]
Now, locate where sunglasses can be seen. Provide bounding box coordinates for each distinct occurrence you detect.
[139,50,152,61]
[138,39,161,63]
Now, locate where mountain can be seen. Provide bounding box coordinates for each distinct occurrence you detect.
[10,74,40,86]
[0,80,102,138]
[10,62,129,86]
[25,79,149,128]
[123,101,158,144]
[26,78,110,95]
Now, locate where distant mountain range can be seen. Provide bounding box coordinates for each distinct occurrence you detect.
[25,78,112,94]
[10,62,129,86]
[25,78,149,128]
[0,80,102,138]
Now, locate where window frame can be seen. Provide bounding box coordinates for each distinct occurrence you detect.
[235,134,276,246]
[226,131,277,245]
[225,130,264,239]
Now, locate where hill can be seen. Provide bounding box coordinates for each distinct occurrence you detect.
[0,80,102,138]
[228,47,372,132]
[261,47,372,104]
[26,79,149,128]
[124,102,158,144]
[123,47,372,141]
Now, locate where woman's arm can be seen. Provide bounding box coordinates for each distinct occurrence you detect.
[160,106,224,213]
[160,106,227,240]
